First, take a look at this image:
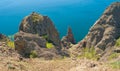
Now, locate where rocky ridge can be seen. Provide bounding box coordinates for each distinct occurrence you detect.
[75,2,120,52]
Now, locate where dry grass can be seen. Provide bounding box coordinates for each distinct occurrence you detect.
[0,56,120,71]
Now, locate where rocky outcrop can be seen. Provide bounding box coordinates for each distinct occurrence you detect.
[14,31,47,57]
[61,27,75,48]
[19,12,61,47]
[14,12,62,59]
[0,33,8,42]
[76,2,120,52]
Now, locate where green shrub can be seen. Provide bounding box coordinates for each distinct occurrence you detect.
[31,14,43,23]
[42,35,48,40]
[78,47,99,60]
[7,40,15,49]
[115,38,120,46]
[46,42,54,49]
[30,50,38,58]
[108,53,118,60]
[110,61,120,69]
[6,35,15,49]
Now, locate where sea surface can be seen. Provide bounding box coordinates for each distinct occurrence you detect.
[0,0,117,42]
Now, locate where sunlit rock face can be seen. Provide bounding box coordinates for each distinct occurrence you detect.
[14,12,63,59]
[77,2,120,51]
[19,12,61,47]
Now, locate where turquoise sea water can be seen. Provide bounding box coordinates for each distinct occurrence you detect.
[0,0,117,42]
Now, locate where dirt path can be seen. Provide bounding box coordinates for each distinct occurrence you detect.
[0,56,119,71]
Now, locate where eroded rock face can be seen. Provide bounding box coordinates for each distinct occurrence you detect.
[14,12,62,58]
[19,12,61,47]
[14,31,46,57]
[61,27,75,48]
[77,2,120,51]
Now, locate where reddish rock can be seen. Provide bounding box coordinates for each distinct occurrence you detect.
[61,27,75,48]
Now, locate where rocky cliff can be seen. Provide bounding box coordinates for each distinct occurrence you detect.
[76,2,120,52]
[14,12,63,59]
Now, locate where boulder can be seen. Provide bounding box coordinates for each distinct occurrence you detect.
[14,31,46,57]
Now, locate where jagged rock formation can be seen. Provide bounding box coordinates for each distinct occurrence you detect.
[19,12,61,47]
[61,27,75,48]
[76,2,120,52]
[14,12,62,59]
[62,27,76,44]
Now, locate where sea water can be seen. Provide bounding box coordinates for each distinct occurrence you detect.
[0,0,116,42]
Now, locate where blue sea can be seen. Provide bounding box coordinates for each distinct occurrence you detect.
[0,0,117,42]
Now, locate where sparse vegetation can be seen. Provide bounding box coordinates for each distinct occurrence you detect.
[42,34,48,40]
[115,37,120,46]
[6,35,15,49]
[46,42,54,49]
[31,14,43,23]
[30,50,38,58]
[7,40,15,49]
[8,64,15,70]
[110,61,120,69]
[78,47,99,60]
[108,52,119,60]
[36,33,39,36]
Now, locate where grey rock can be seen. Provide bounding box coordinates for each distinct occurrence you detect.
[14,12,67,59]
[14,31,47,57]
[77,2,120,51]
[19,12,61,48]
